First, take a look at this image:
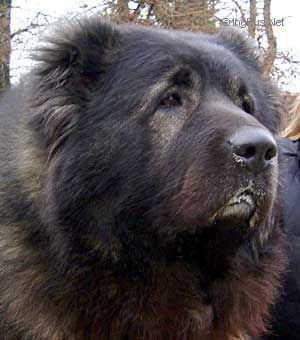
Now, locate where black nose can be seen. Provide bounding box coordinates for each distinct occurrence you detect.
[228,128,277,173]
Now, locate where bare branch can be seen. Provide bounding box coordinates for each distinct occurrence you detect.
[231,0,246,23]
[10,23,43,40]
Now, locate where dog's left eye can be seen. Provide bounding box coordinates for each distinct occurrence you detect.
[159,93,182,109]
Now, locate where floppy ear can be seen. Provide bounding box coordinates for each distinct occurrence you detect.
[216,27,284,134]
[216,27,262,70]
[30,17,120,158]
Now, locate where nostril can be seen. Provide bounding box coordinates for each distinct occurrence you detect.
[240,145,256,159]
[265,145,277,161]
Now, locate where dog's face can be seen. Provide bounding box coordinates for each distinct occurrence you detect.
[29,19,282,266]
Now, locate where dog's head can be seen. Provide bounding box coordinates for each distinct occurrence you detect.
[26,18,283,268]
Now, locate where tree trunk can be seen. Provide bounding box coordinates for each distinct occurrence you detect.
[0,0,11,93]
[248,0,257,38]
[262,0,276,76]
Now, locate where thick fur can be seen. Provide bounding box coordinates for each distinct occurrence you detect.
[0,18,286,339]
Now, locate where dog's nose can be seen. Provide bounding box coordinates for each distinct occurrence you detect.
[227,128,277,173]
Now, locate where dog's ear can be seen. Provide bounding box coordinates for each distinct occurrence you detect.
[216,27,262,70]
[34,17,119,89]
[30,18,120,158]
[216,27,284,133]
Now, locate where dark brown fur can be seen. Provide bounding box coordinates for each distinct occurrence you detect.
[0,18,286,339]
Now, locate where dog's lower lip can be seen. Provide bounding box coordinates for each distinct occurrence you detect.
[218,201,254,220]
[209,192,257,227]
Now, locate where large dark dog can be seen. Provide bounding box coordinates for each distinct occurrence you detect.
[0,17,286,339]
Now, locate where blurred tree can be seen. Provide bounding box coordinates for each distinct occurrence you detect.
[223,0,299,87]
[226,0,277,77]
[104,0,219,33]
[2,1,298,91]
[103,0,299,86]
[0,0,11,93]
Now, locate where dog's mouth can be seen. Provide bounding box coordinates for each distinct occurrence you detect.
[209,187,259,229]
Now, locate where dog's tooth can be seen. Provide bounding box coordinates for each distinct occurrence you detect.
[249,213,257,228]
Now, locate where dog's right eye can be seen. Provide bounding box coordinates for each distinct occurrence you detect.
[241,94,255,115]
[159,93,182,109]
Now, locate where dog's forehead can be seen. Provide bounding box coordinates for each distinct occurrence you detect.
[124,27,242,72]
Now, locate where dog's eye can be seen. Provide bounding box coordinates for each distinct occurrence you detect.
[241,94,255,114]
[159,93,182,109]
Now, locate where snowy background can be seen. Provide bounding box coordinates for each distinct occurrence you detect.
[10,0,300,92]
